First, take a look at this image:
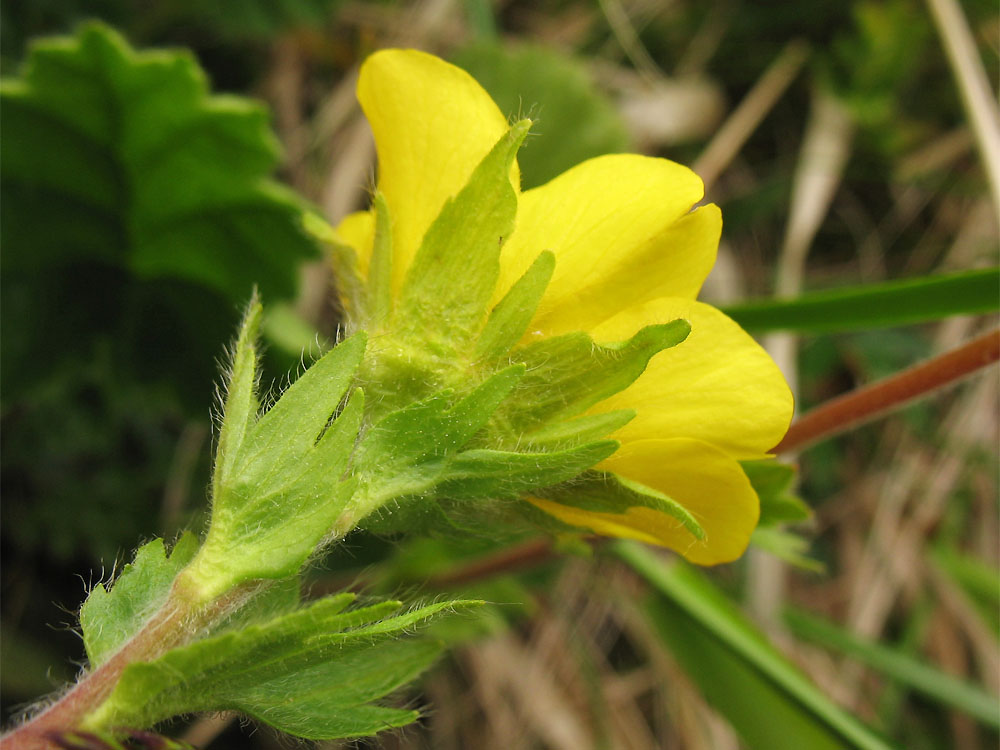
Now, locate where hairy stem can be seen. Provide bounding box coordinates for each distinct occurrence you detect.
[0,578,251,750]
[775,328,1000,454]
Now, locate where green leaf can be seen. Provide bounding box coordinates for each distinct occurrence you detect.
[1,22,316,303]
[185,332,367,600]
[617,542,897,750]
[503,320,690,432]
[475,250,555,361]
[84,596,481,739]
[395,121,530,349]
[453,42,630,189]
[531,472,703,540]
[722,268,1000,333]
[741,459,810,526]
[785,608,1000,728]
[80,533,199,668]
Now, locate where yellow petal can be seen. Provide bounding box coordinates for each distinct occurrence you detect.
[592,299,793,459]
[358,49,516,292]
[529,437,759,564]
[497,154,717,335]
[333,210,375,275]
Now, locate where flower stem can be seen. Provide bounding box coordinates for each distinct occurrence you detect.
[775,327,1000,454]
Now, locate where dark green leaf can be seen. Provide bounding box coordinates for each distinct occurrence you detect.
[723,268,1000,333]
[1,22,316,303]
[80,534,199,668]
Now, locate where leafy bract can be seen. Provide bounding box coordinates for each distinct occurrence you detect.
[475,250,555,361]
[531,471,703,541]
[83,596,480,740]
[80,534,199,668]
[0,22,316,303]
[395,121,530,349]
[502,321,690,433]
[183,302,367,600]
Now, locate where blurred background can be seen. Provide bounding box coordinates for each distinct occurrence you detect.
[2,1,998,748]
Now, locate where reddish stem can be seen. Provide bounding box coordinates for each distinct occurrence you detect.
[775,328,1000,454]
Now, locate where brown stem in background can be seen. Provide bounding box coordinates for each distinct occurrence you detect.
[775,328,1000,454]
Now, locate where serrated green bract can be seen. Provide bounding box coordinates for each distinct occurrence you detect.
[501,320,690,433]
[83,596,481,740]
[741,459,810,526]
[395,121,530,350]
[80,533,199,668]
[183,303,367,600]
[531,471,704,541]
[1,22,316,303]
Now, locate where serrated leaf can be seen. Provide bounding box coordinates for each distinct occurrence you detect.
[453,42,630,189]
[80,533,199,668]
[531,471,703,540]
[186,332,367,600]
[1,22,316,303]
[475,250,555,360]
[84,596,480,739]
[395,121,530,349]
[503,320,690,432]
[741,458,811,526]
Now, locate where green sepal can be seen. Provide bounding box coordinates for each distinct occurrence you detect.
[367,191,394,328]
[741,459,810,526]
[82,596,482,740]
[80,533,199,668]
[531,471,704,541]
[503,320,690,432]
[395,120,531,349]
[351,366,524,517]
[435,440,618,500]
[475,250,555,360]
[524,409,635,449]
[186,319,367,601]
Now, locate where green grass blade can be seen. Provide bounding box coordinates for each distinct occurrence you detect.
[722,268,1000,333]
[615,541,898,750]
[785,608,1000,728]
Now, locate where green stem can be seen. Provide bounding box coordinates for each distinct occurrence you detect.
[775,328,1000,454]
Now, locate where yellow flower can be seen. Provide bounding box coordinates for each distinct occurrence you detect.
[334,49,793,565]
